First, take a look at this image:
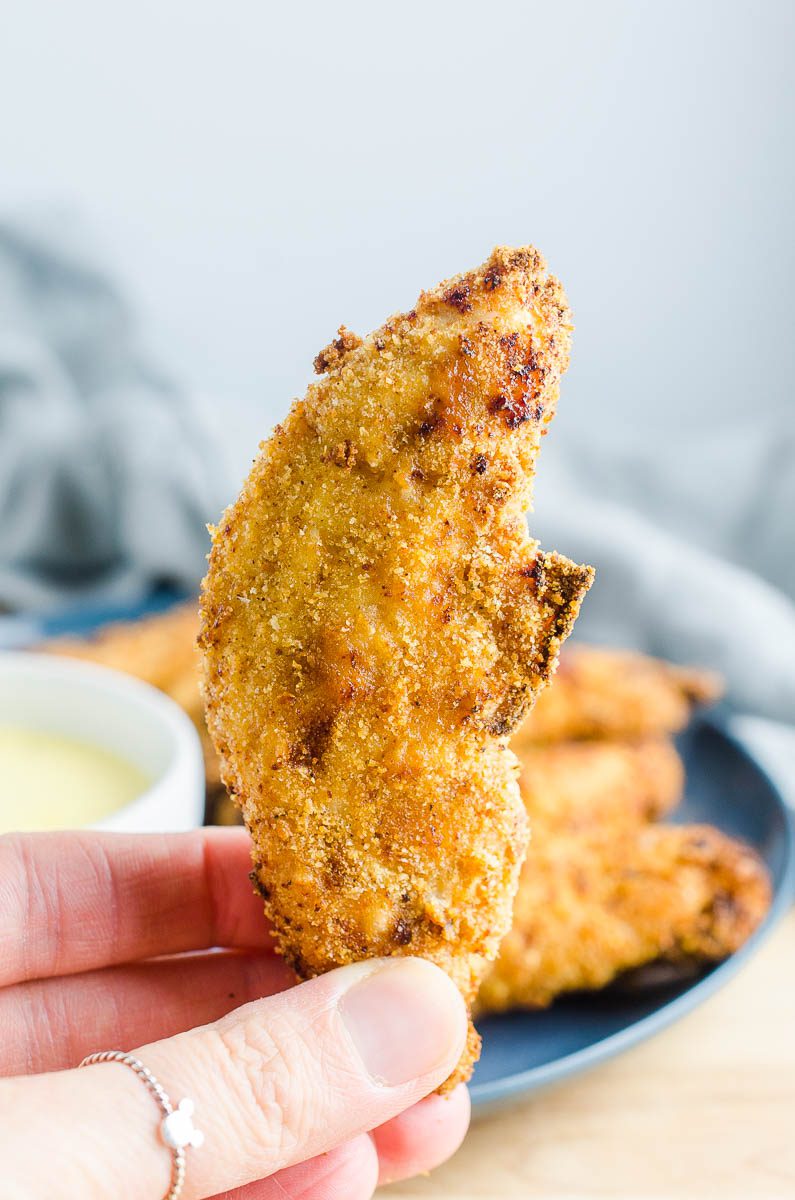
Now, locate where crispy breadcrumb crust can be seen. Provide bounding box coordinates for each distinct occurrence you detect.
[513,644,723,747]
[477,823,770,1014]
[199,247,593,1087]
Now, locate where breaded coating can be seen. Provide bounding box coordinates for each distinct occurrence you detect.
[477,823,771,1013]
[199,247,594,1086]
[513,644,723,747]
[515,738,685,834]
[44,605,223,796]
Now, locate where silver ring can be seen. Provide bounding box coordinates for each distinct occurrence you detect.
[79,1051,204,1200]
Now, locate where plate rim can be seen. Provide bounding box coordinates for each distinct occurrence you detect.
[470,716,795,1110]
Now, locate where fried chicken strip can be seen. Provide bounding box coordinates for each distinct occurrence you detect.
[515,738,685,834]
[200,247,594,1086]
[477,823,771,1014]
[513,644,722,747]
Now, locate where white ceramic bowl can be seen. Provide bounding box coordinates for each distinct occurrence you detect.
[0,652,206,833]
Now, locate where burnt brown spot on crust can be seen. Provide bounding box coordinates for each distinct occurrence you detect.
[520,557,545,586]
[471,454,488,475]
[484,684,530,737]
[313,326,363,374]
[484,265,502,290]
[249,869,271,901]
[418,415,443,438]
[289,714,334,774]
[443,284,472,312]
[281,946,314,979]
[394,917,414,945]
[488,393,545,430]
[531,555,596,681]
[512,348,542,379]
[324,853,350,888]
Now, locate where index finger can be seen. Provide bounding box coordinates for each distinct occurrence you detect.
[0,828,273,987]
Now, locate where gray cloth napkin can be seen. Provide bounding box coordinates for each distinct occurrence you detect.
[0,214,224,612]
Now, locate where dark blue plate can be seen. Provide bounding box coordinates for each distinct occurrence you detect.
[470,717,795,1110]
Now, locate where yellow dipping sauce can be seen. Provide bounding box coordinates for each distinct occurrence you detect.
[0,726,150,832]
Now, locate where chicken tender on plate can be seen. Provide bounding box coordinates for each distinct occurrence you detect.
[477,823,770,1013]
[513,644,722,747]
[199,247,594,1086]
[515,738,684,834]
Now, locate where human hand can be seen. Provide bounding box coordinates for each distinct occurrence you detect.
[0,828,470,1198]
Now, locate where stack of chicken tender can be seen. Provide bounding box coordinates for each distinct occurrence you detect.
[46,613,771,1011]
[478,646,771,1013]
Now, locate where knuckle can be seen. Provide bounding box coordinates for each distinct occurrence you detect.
[212,1010,324,1166]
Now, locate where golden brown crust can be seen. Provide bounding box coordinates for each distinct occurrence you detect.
[313,325,364,375]
[477,823,771,1014]
[199,246,593,1087]
[513,644,723,747]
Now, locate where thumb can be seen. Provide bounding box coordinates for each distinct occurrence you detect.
[2,957,467,1200]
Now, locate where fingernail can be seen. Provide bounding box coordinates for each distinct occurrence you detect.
[339,957,467,1087]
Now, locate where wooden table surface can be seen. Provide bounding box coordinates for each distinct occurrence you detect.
[383,909,795,1200]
